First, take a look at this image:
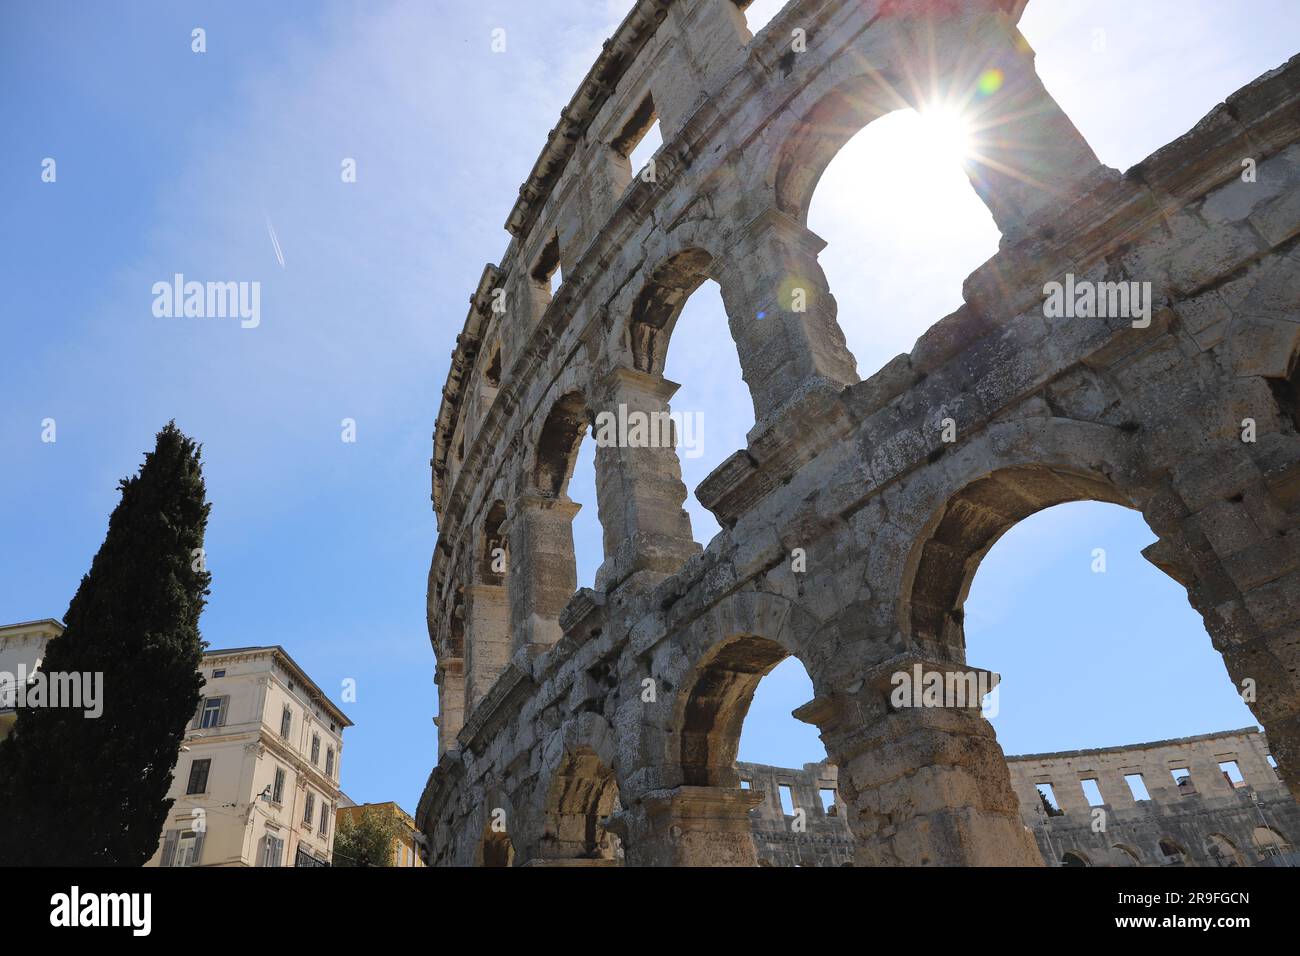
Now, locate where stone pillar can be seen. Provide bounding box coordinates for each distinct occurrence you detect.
[592,367,701,592]
[957,22,1104,241]
[506,494,581,654]
[435,659,465,758]
[612,786,763,867]
[797,655,1043,866]
[464,584,510,710]
[713,208,858,422]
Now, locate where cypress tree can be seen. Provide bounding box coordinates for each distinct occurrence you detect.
[0,422,211,865]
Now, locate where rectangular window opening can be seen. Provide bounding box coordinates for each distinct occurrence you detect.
[614,94,660,185]
[186,758,211,796]
[272,766,286,804]
[199,696,226,729]
[1170,767,1195,793]
[738,778,750,790]
[1218,760,1246,787]
[777,784,796,816]
[1080,778,1105,807]
[1124,773,1150,802]
[739,0,787,37]
[530,233,562,298]
[819,787,837,815]
[1034,783,1063,817]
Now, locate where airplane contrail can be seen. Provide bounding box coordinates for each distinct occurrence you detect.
[265,214,285,269]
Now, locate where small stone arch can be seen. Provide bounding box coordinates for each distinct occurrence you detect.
[1205,832,1244,867]
[479,500,508,584]
[625,248,715,376]
[1158,837,1189,865]
[662,589,828,789]
[1252,825,1290,859]
[904,462,1132,650]
[473,795,517,868]
[1061,849,1090,867]
[532,390,590,498]
[1110,844,1143,867]
[771,71,909,226]
[533,713,624,863]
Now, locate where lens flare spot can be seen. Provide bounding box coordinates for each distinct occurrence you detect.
[977,68,1004,97]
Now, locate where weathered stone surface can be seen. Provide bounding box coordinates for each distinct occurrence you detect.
[417,0,1300,866]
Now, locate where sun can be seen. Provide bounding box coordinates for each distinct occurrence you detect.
[915,103,975,164]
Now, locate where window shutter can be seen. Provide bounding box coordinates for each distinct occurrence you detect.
[189,701,204,730]
[256,835,267,867]
[216,696,228,727]
[192,829,206,866]
[161,829,179,867]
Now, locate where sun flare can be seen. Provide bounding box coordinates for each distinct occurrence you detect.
[916,104,975,163]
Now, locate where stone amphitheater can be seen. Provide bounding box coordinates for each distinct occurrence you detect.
[417,0,1300,865]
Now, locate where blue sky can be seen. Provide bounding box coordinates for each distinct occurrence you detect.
[2,1,1296,809]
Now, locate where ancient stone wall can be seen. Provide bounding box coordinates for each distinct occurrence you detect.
[419,0,1300,866]
[1008,727,1300,867]
[738,760,855,866]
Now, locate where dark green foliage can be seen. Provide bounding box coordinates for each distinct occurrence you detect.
[0,422,211,865]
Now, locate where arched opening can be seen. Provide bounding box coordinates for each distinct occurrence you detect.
[676,632,849,867]
[959,494,1258,753]
[1061,850,1089,867]
[1110,844,1142,867]
[534,392,588,498]
[480,501,507,585]
[532,390,601,592]
[541,748,623,863]
[661,272,751,547]
[1206,833,1244,867]
[479,829,514,868]
[780,68,1001,382]
[1252,825,1291,861]
[679,635,790,788]
[1158,838,1188,866]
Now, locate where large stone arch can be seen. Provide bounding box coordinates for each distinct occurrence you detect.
[529,713,624,865]
[610,588,833,866]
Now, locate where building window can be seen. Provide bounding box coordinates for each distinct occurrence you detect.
[199,696,226,729]
[186,758,211,795]
[272,766,286,804]
[325,747,335,777]
[320,803,329,837]
[280,705,292,739]
[262,834,284,867]
[212,668,226,678]
[304,792,315,826]
[311,733,320,765]
[171,829,204,867]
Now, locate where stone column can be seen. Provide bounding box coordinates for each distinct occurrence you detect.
[612,786,763,867]
[797,654,1044,866]
[464,584,510,710]
[506,494,581,654]
[713,208,859,422]
[592,367,701,592]
[435,659,465,758]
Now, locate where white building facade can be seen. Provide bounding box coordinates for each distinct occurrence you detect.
[145,645,352,867]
